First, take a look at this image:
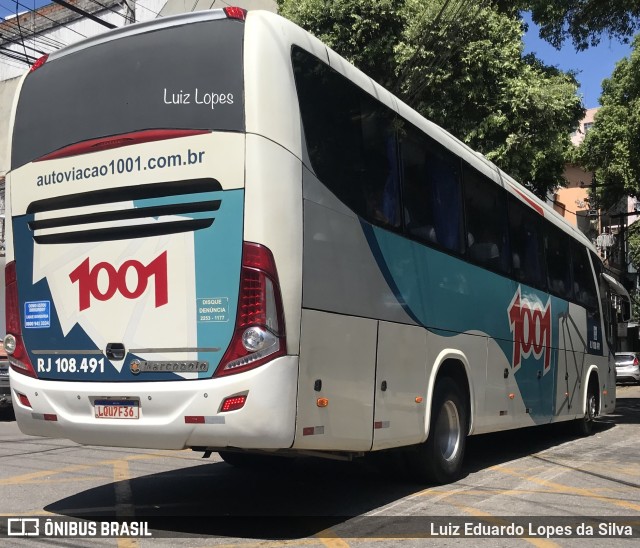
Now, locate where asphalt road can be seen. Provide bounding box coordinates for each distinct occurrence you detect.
[1,385,639,547]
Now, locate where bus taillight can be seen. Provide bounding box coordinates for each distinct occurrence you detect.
[4,261,38,378]
[223,6,247,20]
[35,129,210,162]
[29,54,48,73]
[215,242,286,377]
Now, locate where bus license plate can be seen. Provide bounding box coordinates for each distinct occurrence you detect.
[95,399,139,419]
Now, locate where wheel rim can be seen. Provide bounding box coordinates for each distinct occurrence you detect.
[436,400,461,462]
[586,393,596,421]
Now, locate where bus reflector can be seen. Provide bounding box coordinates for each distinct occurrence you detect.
[44,414,58,422]
[316,398,329,407]
[215,243,286,377]
[223,6,247,20]
[185,416,205,424]
[35,129,210,162]
[5,261,37,378]
[17,393,32,408]
[30,54,48,72]
[220,395,247,412]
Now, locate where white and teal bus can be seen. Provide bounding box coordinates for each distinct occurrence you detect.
[4,7,627,484]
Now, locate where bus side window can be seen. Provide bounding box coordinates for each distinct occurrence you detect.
[462,164,510,274]
[508,197,546,290]
[572,244,598,311]
[545,228,573,300]
[400,126,463,253]
[292,46,400,229]
[359,103,401,229]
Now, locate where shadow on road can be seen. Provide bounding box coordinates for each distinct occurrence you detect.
[43,390,640,538]
[0,406,14,422]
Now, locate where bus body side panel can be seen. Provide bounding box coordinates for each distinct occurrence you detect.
[555,301,590,419]
[297,163,605,446]
[243,11,320,167]
[372,321,428,450]
[295,309,377,451]
[243,135,303,355]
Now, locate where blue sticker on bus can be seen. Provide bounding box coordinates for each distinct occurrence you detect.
[24,301,51,329]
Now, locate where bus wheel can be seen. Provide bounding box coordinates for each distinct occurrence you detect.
[407,377,467,484]
[576,382,598,436]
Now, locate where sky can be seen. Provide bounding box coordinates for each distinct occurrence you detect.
[0,2,635,108]
[521,12,633,109]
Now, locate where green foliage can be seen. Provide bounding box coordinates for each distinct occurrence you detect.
[576,35,640,209]
[278,0,583,198]
[525,0,640,51]
[628,223,640,271]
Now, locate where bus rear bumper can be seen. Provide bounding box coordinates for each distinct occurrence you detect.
[9,356,298,450]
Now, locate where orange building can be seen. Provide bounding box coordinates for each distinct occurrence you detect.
[553,108,599,237]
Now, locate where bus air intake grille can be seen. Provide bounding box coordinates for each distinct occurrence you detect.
[26,178,222,244]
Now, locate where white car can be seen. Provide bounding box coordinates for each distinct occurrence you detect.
[615,352,640,384]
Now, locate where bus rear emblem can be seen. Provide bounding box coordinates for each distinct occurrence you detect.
[69,252,168,311]
[507,286,551,372]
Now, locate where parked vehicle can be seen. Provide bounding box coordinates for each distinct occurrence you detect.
[0,342,10,407]
[614,353,640,384]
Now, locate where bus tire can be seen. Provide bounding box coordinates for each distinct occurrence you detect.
[407,377,467,484]
[575,380,598,436]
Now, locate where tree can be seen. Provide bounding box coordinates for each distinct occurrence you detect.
[278,0,583,198]
[525,0,640,51]
[576,35,640,210]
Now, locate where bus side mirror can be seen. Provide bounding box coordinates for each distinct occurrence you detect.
[615,295,632,323]
[620,298,632,323]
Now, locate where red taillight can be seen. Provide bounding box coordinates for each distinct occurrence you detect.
[5,261,37,378]
[634,357,639,366]
[30,54,48,73]
[224,6,247,20]
[17,393,32,408]
[35,129,210,162]
[215,243,286,377]
[220,395,247,412]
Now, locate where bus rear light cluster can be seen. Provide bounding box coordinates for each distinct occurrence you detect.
[36,129,210,162]
[4,261,37,378]
[220,395,247,412]
[215,242,286,377]
[223,6,247,20]
[29,54,48,73]
[17,392,32,408]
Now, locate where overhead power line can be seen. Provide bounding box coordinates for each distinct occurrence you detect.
[51,0,116,29]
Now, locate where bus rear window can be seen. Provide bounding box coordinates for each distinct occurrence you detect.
[12,18,244,169]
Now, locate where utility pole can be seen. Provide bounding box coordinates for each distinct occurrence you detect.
[122,0,135,25]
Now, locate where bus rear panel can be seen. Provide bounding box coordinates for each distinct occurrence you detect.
[6,9,297,450]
